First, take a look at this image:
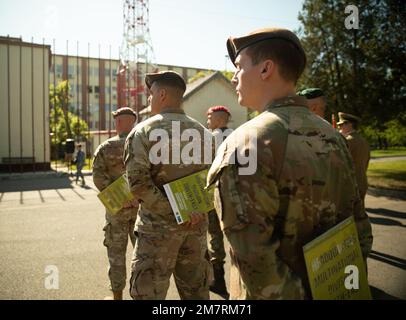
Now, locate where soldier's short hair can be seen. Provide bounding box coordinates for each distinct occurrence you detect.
[227,28,306,84]
[246,39,306,84]
[145,71,186,94]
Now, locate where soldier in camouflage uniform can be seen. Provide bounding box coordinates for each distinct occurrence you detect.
[207,28,373,299]
[124,71,211,300]
[92,107,139,300]
[206,105,232,299]
[337,112,371,217]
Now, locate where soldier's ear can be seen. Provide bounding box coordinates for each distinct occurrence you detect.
[260,60,274,80]
[159,88,167,101]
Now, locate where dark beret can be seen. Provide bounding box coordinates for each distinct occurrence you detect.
[226,27,306,67]
[298,88,324,99]
[337,112,361,125]
[112,107,137,119]
[145,71,186,93]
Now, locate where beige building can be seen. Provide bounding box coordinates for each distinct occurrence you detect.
[0,37,51,172]
[183,72,247,129]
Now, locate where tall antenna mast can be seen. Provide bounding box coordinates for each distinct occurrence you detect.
[119,0,156,115]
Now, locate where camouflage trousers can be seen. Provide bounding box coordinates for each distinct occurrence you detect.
[207,210,226,265]
[129,225,211,300]
[103,208,137,292]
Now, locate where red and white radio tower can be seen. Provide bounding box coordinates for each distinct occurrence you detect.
[118,0,157,116]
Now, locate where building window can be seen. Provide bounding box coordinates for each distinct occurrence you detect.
[88,86,93,93]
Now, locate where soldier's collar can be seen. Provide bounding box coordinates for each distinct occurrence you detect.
[265,95,308,110]
[119,132,129,138]
[160,107,185,115]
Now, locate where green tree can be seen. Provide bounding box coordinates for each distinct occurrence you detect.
[49,81,88,146]
[298,0,406,145]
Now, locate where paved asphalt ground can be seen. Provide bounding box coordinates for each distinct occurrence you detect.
[0,174,405,300]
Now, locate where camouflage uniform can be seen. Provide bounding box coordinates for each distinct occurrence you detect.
[207,96,373,300]
[124,108,211,300]
[208,127,229,266]
[92,133,138,292]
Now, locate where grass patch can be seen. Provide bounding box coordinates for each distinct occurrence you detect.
[370,147,406,158]
[367,160,406,190]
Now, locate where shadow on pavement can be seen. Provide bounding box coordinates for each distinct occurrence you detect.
[366,208,406,220]
[369,250,406,271]
[367,207,406,228]
[0,176,74,192]
[367,187,406,201]
[369,216,405,228]
[370,285,401,300]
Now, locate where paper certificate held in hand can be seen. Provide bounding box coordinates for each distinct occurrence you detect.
[163,169,214,224]
[97,174,134,215]
[303,216,371,300]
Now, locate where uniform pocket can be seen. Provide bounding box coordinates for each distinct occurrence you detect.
[216,170,248,232]
[102,222,112,248]
[129,260,155,299]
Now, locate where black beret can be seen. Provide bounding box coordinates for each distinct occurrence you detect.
[298,88,324,99]
[226,27,306,67]
[145,71,186,93]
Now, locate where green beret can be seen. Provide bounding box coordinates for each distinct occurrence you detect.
[112,107,137,119]
[145,71,186,93]
[297,88,324,99]
[226,27,306,67]
[337,112,361,125]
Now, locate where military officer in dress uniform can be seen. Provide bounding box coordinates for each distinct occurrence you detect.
[337,112,371,218]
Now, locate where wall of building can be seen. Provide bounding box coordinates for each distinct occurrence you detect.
[182,77,248,130]
[50,55,208,133]
[0,38,51,172]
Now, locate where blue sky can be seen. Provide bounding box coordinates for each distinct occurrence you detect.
[0,0,303,70]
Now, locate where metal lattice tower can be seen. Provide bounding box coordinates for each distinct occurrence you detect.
[119,0,156,113]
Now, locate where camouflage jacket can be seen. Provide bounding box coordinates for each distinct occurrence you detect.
[207,96,373,299]
[124,108,212,233]
[92,133,129,191]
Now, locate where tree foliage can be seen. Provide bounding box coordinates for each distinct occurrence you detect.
[298,0,406,146]
[49,80,88,145]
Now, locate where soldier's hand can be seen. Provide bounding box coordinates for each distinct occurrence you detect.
[131,198,139,207]
[123,198,139,208]
[185,212,204,227]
